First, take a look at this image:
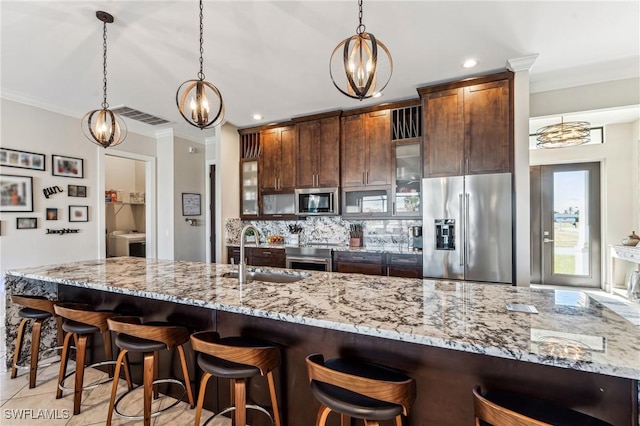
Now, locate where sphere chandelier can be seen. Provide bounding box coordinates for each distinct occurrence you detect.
[330,0,393,101]
[536,118,591,148]
[82,11,127,148]
[176,0,224,129]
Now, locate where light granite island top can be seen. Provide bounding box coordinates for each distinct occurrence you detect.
[5,257,639,380]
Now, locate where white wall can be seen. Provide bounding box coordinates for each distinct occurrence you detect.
[173,137,206,262]
[215,124,240,263]
[530,122,638,287]
[0,99,155,275]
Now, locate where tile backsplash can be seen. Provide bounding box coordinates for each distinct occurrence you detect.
[225,216,422,249]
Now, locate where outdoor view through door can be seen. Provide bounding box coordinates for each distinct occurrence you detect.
[531,162,601,287]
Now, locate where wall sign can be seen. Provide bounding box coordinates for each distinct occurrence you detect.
[182,193,201,216]
[46,228,80,235]
[43,185,64,199]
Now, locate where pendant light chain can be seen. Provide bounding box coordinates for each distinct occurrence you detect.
[356,0,365,35]
[198,0,205,81]
[101,20,109,109]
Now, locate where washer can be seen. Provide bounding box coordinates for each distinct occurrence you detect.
[108,231,146,257]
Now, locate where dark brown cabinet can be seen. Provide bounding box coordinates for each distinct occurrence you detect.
[341,110,392,188]
[420,72,513,177]
[226,246,286,268]
[260,125,297,192]
[296,115,340,188]
[334,251,384,276]
[386,253,423,278]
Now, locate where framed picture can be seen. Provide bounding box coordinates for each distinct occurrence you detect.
[46,208,58,220]
[1,174,33,212]
[16,217,37,229]
[69,205,88,222]
[68,185,86,197]
[52,155,83,178]
[182,193,201,216]
[0,148,45,171]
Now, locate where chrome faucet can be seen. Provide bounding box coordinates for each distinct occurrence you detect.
[238,224,260,284]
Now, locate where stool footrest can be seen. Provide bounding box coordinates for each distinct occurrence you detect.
[206,404,274,426]
[12,345,69,371]
[58,359,122,392]
[114,378,186,420]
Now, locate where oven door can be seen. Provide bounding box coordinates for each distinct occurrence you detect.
[286,256,332,272]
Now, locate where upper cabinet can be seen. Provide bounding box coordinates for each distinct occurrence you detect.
[419,72,513,177]
[260,125,297,192]
[239,131,260,220]
[341,109,392,188]
[295,113,340,188]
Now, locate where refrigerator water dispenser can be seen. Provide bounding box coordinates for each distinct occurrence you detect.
[435,219,455,250]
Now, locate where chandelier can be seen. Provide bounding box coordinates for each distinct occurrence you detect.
[176,0,224,129]
[330,0,393,101]
[82,11,127,148]
[536,118,591,148]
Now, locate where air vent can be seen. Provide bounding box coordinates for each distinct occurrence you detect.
[111,106,170,126]
[391,105,422,140]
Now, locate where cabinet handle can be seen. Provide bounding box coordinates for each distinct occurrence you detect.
[392,201,396,216]
[363,172,366,185]
[466,158,469,174]
[262,251,272,255]
[366,171,369,184]
[274,178,278,189]
[386,266,390,276]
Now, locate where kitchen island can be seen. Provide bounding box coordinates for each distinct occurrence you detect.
[4,257,639,425]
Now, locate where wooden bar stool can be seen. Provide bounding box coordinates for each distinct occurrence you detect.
[54,303,132,415]
[106,317,195,426]
[473,386,613,426]
[190,331,282,426]
[10,294,63,388]
[305,353,416,426]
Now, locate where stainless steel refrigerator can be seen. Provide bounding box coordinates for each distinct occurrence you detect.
[422,173,513,283]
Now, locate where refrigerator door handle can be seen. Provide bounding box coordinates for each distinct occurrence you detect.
[465,193,470,267]
[459,193,464,266]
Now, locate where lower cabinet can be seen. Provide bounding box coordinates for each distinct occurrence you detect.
[226,246,286,268]
[334,252,423,277]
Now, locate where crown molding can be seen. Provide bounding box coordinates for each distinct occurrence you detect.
[507,54,539,72]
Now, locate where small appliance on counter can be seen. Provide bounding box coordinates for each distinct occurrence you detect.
[411,226,423,251]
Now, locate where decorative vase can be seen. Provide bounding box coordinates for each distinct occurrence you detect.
[622,231,640,246]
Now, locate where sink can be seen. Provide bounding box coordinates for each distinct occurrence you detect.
[222,270,310,283]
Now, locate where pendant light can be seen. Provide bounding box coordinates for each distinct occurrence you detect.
[82,11,127,148]
[176,0,224,129]
[330,0,393,101]
[536,118,591,148]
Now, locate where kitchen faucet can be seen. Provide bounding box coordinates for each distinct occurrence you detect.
[238,224,260,284]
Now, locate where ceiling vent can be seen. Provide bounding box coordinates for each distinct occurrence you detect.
[111,106,170,126]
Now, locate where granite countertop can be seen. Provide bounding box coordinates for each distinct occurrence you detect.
[227,243,422,254]
[6,257,639,379]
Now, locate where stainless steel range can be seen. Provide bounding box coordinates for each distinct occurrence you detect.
[285,246,333,272]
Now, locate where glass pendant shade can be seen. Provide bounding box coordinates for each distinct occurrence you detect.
[82,109,127,148]
[536,120,591,148]
[330,0,392,101]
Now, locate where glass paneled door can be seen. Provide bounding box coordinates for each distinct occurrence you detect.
[540,162,601,287]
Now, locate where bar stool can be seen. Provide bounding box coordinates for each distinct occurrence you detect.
[10,294,63,388]
[54,303,132,415]
[305,353,416,426]
[190,331,282,426]
[473,386,613,426]
[106,317,195,426]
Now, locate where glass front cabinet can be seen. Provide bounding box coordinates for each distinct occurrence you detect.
[241,160,259,217]
[393,141,421,217]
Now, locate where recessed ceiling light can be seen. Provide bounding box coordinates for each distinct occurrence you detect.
[372,92,383,98]
[462,59,478,68]
[252,114,263,120]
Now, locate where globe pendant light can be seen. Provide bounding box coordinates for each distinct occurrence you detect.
[82,11,127,148]
[536,118,591,148]
[176,0,224,129]
[330,0,393,101]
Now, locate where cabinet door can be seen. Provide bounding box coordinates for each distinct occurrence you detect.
[341,115,367,187]
[464,79,511,174]
[260,129,280,191]
[365,110,392,186]
[316,116,340,187]
[423,88,464,177]
[296,120,317,188]
[279,126,297,190]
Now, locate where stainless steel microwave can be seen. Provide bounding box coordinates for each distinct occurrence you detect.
[295,188,339,216]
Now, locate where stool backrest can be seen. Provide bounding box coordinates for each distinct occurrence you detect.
[11,295,56,316]
[53,303,116,332]
[473,387,550,426]
[107,317,189,349]
[190,331,280,376]
[306,353,416,416]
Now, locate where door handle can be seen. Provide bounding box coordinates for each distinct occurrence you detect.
[459,194,464,266]
[543,238,554,243]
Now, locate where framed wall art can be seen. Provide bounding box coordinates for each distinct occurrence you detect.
[1,174,33,212]
[69,205,88,222]
[182,193,201,216]
[46,208,58,220]
[17,217,37,229]
[52,155,83,178]
[68,185,87,197]
[0,148,45,171]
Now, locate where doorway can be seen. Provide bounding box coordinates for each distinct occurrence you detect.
[209,164,216,262]
[531,162,601,287]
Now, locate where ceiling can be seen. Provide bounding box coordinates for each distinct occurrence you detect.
[1,1,639,142]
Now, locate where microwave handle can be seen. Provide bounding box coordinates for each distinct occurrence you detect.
[330,192,334,212]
